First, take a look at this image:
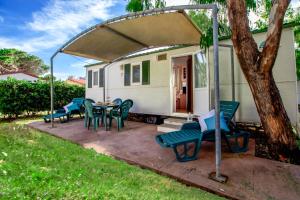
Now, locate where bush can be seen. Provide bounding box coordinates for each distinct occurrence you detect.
[0,78,85,117]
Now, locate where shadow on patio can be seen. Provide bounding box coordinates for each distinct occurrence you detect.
[28,119,300,200]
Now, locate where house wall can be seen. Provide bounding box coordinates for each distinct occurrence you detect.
[85,27,298,124]
[85,46,200,116]
[0,73,38,82]
[208,28,298,125]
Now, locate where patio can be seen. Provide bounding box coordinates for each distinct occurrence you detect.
[28,119,300,200]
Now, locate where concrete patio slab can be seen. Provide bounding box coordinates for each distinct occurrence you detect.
[28,119,300,200]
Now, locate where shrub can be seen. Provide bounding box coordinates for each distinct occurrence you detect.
[0,78,85,117]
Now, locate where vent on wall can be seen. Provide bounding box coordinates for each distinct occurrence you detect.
[157,53,167,61]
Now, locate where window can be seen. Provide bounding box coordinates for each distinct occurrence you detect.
[131,63,141,85]
[124,61,150,86]
[88,70,92,88]
[194,52,207,88]
[99,68,104,87]
[93,71,98,86]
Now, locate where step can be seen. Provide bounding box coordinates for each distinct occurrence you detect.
[164,117,187,126]
[157,123,181,133]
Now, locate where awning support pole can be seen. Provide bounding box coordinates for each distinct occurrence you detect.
[212,5,226,183]
[50,52,59,128]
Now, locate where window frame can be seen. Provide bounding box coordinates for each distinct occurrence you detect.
[131,62,142,85]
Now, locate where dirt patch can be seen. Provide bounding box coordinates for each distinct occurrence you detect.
[237,122,300,165]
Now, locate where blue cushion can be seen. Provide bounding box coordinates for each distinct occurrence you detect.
[204,112,230,132]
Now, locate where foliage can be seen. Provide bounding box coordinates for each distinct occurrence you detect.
[189,10,231,49]
[0,78,85,117]
[39,74,56,82]
[126,0,165,12]
[0,122,224,200]
[0,49,48,75]
[191,0,257,10]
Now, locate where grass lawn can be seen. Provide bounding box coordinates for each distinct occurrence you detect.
[0,120,224,200]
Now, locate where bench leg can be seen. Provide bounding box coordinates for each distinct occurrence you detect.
[173,139,202,162]
[224,132,250,153]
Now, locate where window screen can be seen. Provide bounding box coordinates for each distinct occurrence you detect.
[194,53,207,88]
[132,64,141,84]
[93,71,98,86]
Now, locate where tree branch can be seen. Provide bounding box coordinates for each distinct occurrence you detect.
[259,0,291,73]
[226,0,260,73]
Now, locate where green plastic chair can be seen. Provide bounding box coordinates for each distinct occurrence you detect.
[108,99,133,131]
[84,99,103,131]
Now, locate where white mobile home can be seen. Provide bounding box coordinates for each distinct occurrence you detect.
[85,26,298,125]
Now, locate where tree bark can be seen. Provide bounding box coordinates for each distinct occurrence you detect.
[226,0,296,148]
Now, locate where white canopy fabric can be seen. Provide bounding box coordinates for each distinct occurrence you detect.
[62,11,201,62]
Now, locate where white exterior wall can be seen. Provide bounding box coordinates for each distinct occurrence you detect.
[208,28,298,124]
[85,27,298,124]
[0,73,38,82]
[86,46,200,116]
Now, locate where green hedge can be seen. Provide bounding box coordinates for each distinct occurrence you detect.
[0,78,85,117]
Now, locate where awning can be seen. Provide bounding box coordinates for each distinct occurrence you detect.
[61,11,201,62]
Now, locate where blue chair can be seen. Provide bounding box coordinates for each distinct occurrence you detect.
[156,101,250,162]
[43,98,84,123]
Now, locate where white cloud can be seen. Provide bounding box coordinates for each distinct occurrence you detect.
[53,72,70,80]
[0,16,4,23]
[165,0,190,6]
[0,0,116,52]
[70,59,98,69]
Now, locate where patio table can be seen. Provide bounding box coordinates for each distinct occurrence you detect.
[93,103,117,131]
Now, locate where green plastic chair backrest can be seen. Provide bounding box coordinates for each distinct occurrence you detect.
[112,98,122,106]
[220,101,240,124]
[85,98,95,103]
[72,98,85,107]
[120,99,133,119]
[84,99,94,118]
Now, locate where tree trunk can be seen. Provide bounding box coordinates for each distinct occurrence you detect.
[226,0,296,148]
[247,71,295,147]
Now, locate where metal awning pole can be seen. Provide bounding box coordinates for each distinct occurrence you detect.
[230,47,235,102]
[50,52,59,128]
[212,5,224,182]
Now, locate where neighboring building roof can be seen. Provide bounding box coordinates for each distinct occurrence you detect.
[84,21,300,68]
[65,77,85,86]
[0,71,39,78]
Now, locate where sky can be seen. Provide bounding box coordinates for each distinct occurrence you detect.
[0,0,299,80]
